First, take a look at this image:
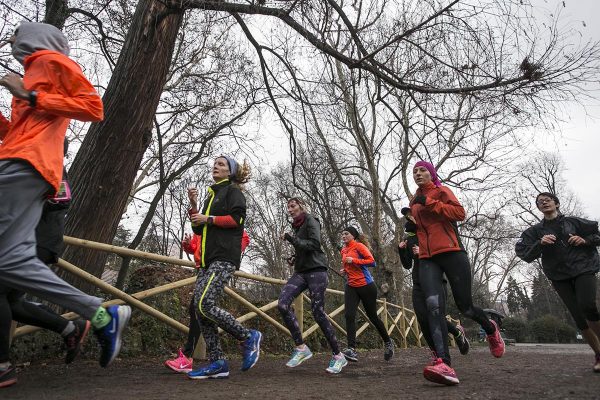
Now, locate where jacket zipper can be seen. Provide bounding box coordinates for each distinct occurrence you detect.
[413,199,431,258]
[442,225,457,248]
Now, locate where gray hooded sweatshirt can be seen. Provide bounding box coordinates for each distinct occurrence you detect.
[11,22,70,65]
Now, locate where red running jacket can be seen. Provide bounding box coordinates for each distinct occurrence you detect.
[410,181,465,259]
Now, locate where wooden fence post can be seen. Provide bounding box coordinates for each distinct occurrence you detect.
[383,298,388,331]
[9,321,17,346]
[193,337,207,360]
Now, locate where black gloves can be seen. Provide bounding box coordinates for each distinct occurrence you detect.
[284,233,295,243]
[412,195,427,205]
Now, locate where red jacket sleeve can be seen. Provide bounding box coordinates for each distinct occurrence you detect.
[241,230,250,252]
[182,234,200,255]
[424,187,466,222]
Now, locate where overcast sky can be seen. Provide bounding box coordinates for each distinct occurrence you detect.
[531,0,600,220]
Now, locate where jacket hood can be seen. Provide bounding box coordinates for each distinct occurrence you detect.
[12,22,70,65]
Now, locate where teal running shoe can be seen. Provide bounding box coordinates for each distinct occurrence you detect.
[285,346,313,367]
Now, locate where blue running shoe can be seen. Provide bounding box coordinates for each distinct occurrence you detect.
[94,305,131,368]
[241,329,262,371]
[188,360,229,379]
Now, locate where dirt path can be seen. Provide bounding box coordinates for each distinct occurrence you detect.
[4,344,599,400]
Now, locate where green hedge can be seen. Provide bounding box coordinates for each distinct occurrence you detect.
[502,317,529,342]
[529,314,576,343]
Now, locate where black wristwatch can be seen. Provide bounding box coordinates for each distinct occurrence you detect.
[207,216,214,225]
[28,90,38,108]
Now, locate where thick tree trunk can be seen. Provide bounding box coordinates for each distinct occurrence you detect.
[44,0,70,29]
[62,0,183,292]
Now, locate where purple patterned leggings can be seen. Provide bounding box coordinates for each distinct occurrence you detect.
[277,270,340,354]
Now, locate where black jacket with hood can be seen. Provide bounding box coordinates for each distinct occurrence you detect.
[192,179,245,269]
[515,215,600,281]
[286,214,328,273]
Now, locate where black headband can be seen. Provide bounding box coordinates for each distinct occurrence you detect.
[344,226,360,239]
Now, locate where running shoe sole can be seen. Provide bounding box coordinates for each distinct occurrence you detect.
[0,367,16,388]
[187,372,229,379]
[164,362,193,373]
[0,377,17,388]
[423,368,459,385]
[325,358,348,374]
[286,352,313,368]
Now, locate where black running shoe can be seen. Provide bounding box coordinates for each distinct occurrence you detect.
[342,348,358,362]
[455,324,470,355]
[64,320,91,364]
[384,340,395,361]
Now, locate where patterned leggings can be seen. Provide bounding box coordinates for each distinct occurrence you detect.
[193,260,250,361]
[278,270,340,354]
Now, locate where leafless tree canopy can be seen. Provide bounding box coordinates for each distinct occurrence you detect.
[0,0,598,304]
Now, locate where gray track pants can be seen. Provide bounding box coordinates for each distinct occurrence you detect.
[0,161,102,320]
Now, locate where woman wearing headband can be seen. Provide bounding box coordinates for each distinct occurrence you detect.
[339,226,394,362]
[410,160,504,385]
[186,156,262,380]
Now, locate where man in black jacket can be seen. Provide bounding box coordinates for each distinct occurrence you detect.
[516,192,600,372]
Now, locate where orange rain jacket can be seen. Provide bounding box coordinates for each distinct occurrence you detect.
[410,181,466,259]
[0,50,104,192]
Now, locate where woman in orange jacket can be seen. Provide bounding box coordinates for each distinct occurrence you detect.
[340,226,394,362]
[410,160,504,386]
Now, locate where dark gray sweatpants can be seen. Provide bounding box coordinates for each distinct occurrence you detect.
[0,161,102,320]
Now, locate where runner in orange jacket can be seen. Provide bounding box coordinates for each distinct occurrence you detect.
[0,22,129,388]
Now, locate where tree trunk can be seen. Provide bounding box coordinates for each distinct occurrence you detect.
[62,0,183,293]
[44,0,70,29]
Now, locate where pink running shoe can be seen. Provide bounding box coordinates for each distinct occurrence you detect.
[165,349,193,373]
[486,320,505,358]
[423,358,459,385]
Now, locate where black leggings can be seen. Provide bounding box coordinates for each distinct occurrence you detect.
[551,273,600,331]
[344,283,390,348]
[0,289,69,363]
[183,297,200,358]
[419,251,494,365]
[412,282,459,352]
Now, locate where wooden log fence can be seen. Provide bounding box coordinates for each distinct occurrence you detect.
[11,236,470,355]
